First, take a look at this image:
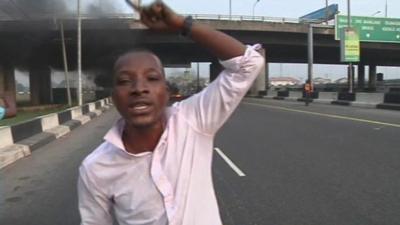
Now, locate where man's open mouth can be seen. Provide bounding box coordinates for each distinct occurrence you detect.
[128,101,153,114]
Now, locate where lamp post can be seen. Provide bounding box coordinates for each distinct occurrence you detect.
[325,0,329,24]
[229,0,232,19]
[252,0,260,18]
[77,0,82,105]
[385,0,388,17]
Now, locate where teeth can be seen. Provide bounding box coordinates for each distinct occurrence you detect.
[134,105,148,110]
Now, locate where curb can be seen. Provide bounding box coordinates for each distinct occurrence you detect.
[0,97,113,170]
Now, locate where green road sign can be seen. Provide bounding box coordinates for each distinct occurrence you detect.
[340,28,360,62]
[335,15,400,43]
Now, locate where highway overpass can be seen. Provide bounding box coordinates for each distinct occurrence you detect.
[1,15,399,104]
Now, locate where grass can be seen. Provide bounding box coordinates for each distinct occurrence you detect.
[0,105,72,127]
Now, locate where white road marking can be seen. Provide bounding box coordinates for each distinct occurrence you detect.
[244,102,400,128]
[214,147,246,177]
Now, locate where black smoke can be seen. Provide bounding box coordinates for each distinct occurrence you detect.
[13,0,125,18]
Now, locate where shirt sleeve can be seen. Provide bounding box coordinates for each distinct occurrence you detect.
[78,165,113,225]
[177,44,265,135]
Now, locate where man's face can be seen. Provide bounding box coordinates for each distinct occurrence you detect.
[112,52,169,129]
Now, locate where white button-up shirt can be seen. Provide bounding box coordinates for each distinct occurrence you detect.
[78,45,264,225]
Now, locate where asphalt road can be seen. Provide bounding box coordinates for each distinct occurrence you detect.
[1,99,400,225]
[214,99,400,225]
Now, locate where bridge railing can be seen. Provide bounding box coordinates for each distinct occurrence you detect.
[0,12,325,24]
[186,14,301,23]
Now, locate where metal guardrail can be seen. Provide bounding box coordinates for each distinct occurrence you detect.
[187,14,301,23]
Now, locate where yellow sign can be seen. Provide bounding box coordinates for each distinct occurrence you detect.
[341,28,360,62]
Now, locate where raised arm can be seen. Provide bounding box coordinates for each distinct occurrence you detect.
[133,0,264,134]
[136,0,246,60]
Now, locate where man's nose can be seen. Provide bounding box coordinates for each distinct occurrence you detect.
[130,79,149,95]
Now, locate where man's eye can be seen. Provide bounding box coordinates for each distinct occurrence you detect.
[148,76,160,81]
[117,80,131,85]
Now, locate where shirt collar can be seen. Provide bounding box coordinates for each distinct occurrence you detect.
[104,106,176,157]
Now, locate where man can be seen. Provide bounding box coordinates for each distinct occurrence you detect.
[78,1,264,225]
[304,79,313,106]
[0,93,17,120]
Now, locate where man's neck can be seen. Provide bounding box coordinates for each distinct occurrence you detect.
[122,120,165,155]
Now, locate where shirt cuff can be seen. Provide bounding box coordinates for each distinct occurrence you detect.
[219,44,263,72]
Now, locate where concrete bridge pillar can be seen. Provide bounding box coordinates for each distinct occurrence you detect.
[368,65,377,90]
[0,64,16,97]
[210,61,223,83]
[357,64,365,90]
[250,47,266,96]
[29,66,52,105]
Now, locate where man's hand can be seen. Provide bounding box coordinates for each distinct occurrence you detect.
[130,0,184,32]
[126,0,246,60]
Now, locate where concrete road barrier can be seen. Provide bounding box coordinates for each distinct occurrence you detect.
[264,90,278,99]
[0,127,14,149]
[40,113,60,131]
[355,92,384,103]
[71,107,83,119]
[0,97,113,170]
[314,92,337,104]
[287,91,302,101]
[352,92,385,108]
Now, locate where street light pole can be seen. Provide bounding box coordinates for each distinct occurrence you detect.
[60,21,72,107]
[308,24,314,86]
[325,0,329,24]
[229,0,232,20]
[77,0,83,105]
[347,0,353,94]
[385,0,388,17]
[371,11,381,17]
[252,0,260,18]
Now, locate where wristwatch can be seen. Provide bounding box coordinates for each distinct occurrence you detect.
[181,16,193,37]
